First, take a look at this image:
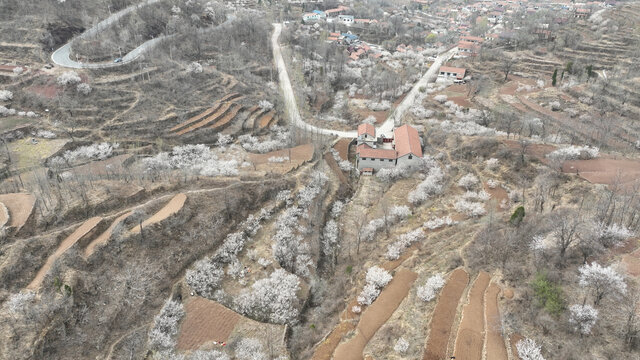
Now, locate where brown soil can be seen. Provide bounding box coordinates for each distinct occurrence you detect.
[176,297,241,351]
[257,110,276,129]
[170,104,221,132]
[130,193,187,234]
[0,193,36,231]
[502,140,557,162]
[67,154,133,177]
[484,183,508,212]
[484,282,508,360]
[353,109,388,125]
[27,216,103,289]
[503,288,514,299]
[509,333,524,360]
[333,269,418,360]
[28,84,61,99]
[211,104,243,130]
[174,102,234,136]
[562,158,640,189]
[423,268,470,360]
[312,322,357,360]
[622,248,640,277]
[248,144,314,174]
[334,138,351,161]
[84,211,133,258]
[453,271,490,360]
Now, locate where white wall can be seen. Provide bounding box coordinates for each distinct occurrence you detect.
[357,156,396,171]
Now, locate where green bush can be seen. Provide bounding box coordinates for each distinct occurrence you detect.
[346,265,353,274]
[532,272,564,316]
[510,206,525,226]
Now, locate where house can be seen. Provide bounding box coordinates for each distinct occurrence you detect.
[357,123,376,146]
[574,8,591,18]
[438,66,466,79]
[325,5,349,17]
[355,124,423,172]
[303,13,321,23]
[460,35,484,44]
[341,32,359,44]
[457,41,480,56]
[339,15,355,26]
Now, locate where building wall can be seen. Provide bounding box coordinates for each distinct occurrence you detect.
[396,154,422,168]
[357,156,396,171]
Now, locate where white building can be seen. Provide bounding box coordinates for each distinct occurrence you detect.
[355,124,423,172]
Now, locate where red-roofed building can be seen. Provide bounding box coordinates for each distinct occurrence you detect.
[438,66,467,79]
[394,124,423,166]
[355,124,423,172]
[357,123,376,146]
[457,41,481,56]
[460,35,484,44]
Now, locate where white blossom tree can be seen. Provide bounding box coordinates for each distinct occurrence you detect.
[235,269,300,324]
[568,304,598,335]
[148,299,185,350]
[516,338,545,360]
[186,258,224,298]
[578,262,627,305]
[394,337,409,354]
[76,83,92,95]
[0,90,13,101]
[417,273,445,302]
[458,173,479,190]
[57,71,81,86]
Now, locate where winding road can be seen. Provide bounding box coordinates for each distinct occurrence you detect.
[52,0,234,69]
[271,23,457,138]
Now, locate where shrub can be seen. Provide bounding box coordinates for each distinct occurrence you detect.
[485,158,499,171]
[532,272,564,316]
[394,337,409,353]
[510,206,525,226]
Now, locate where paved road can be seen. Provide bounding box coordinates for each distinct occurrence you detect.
[52,0,234,69]
[52,0,163,69]
[271,23,456,139]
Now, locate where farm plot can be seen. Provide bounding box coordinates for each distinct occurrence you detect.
[8,138,69,171]
[257,110,277,130]
[0,193,36,233]
[242,106,266,130]
[484,282,508,360]
[84,211,133,258]
[64,154,133,177]
[210,103,243,131]
[27,216,103,289]
[248,144,314,174]
[483,183,509,212]
[423,268,470,360]
[453,271,491,360]
[333,269,418,360]
[561,158,640,190]
[173,103,235,136]
[176,297,241,351]
[129,193,186,234]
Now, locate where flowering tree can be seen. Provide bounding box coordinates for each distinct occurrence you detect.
[76,83,92,95]
[569,304,598,335]
[458,173,479,190]
[0,90,13,101]
[434,94,448,103]
[186,258,224,298]
[516,338,545,360]
[595,222,633,248]
[547,146,599,161]
[235,338,266,360]
[386,228,424,260]
[259,100,274,111]
[408,166,444,205]
[187,62,203,73]
[417,273,445,302]
[57,71,81,86]
[578,262,627,305]
[357,266,392,305]
[148,299,185,350]
[235,268,300,324]
[485,158,500,171]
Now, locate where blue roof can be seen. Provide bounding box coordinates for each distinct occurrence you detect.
[342,33,358,40]
[312,10,325,15]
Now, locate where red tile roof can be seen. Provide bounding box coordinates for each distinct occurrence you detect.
[394,124,422,158]
[356,144,397,159]
[358,123,375,137]
[439,66,466,77]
